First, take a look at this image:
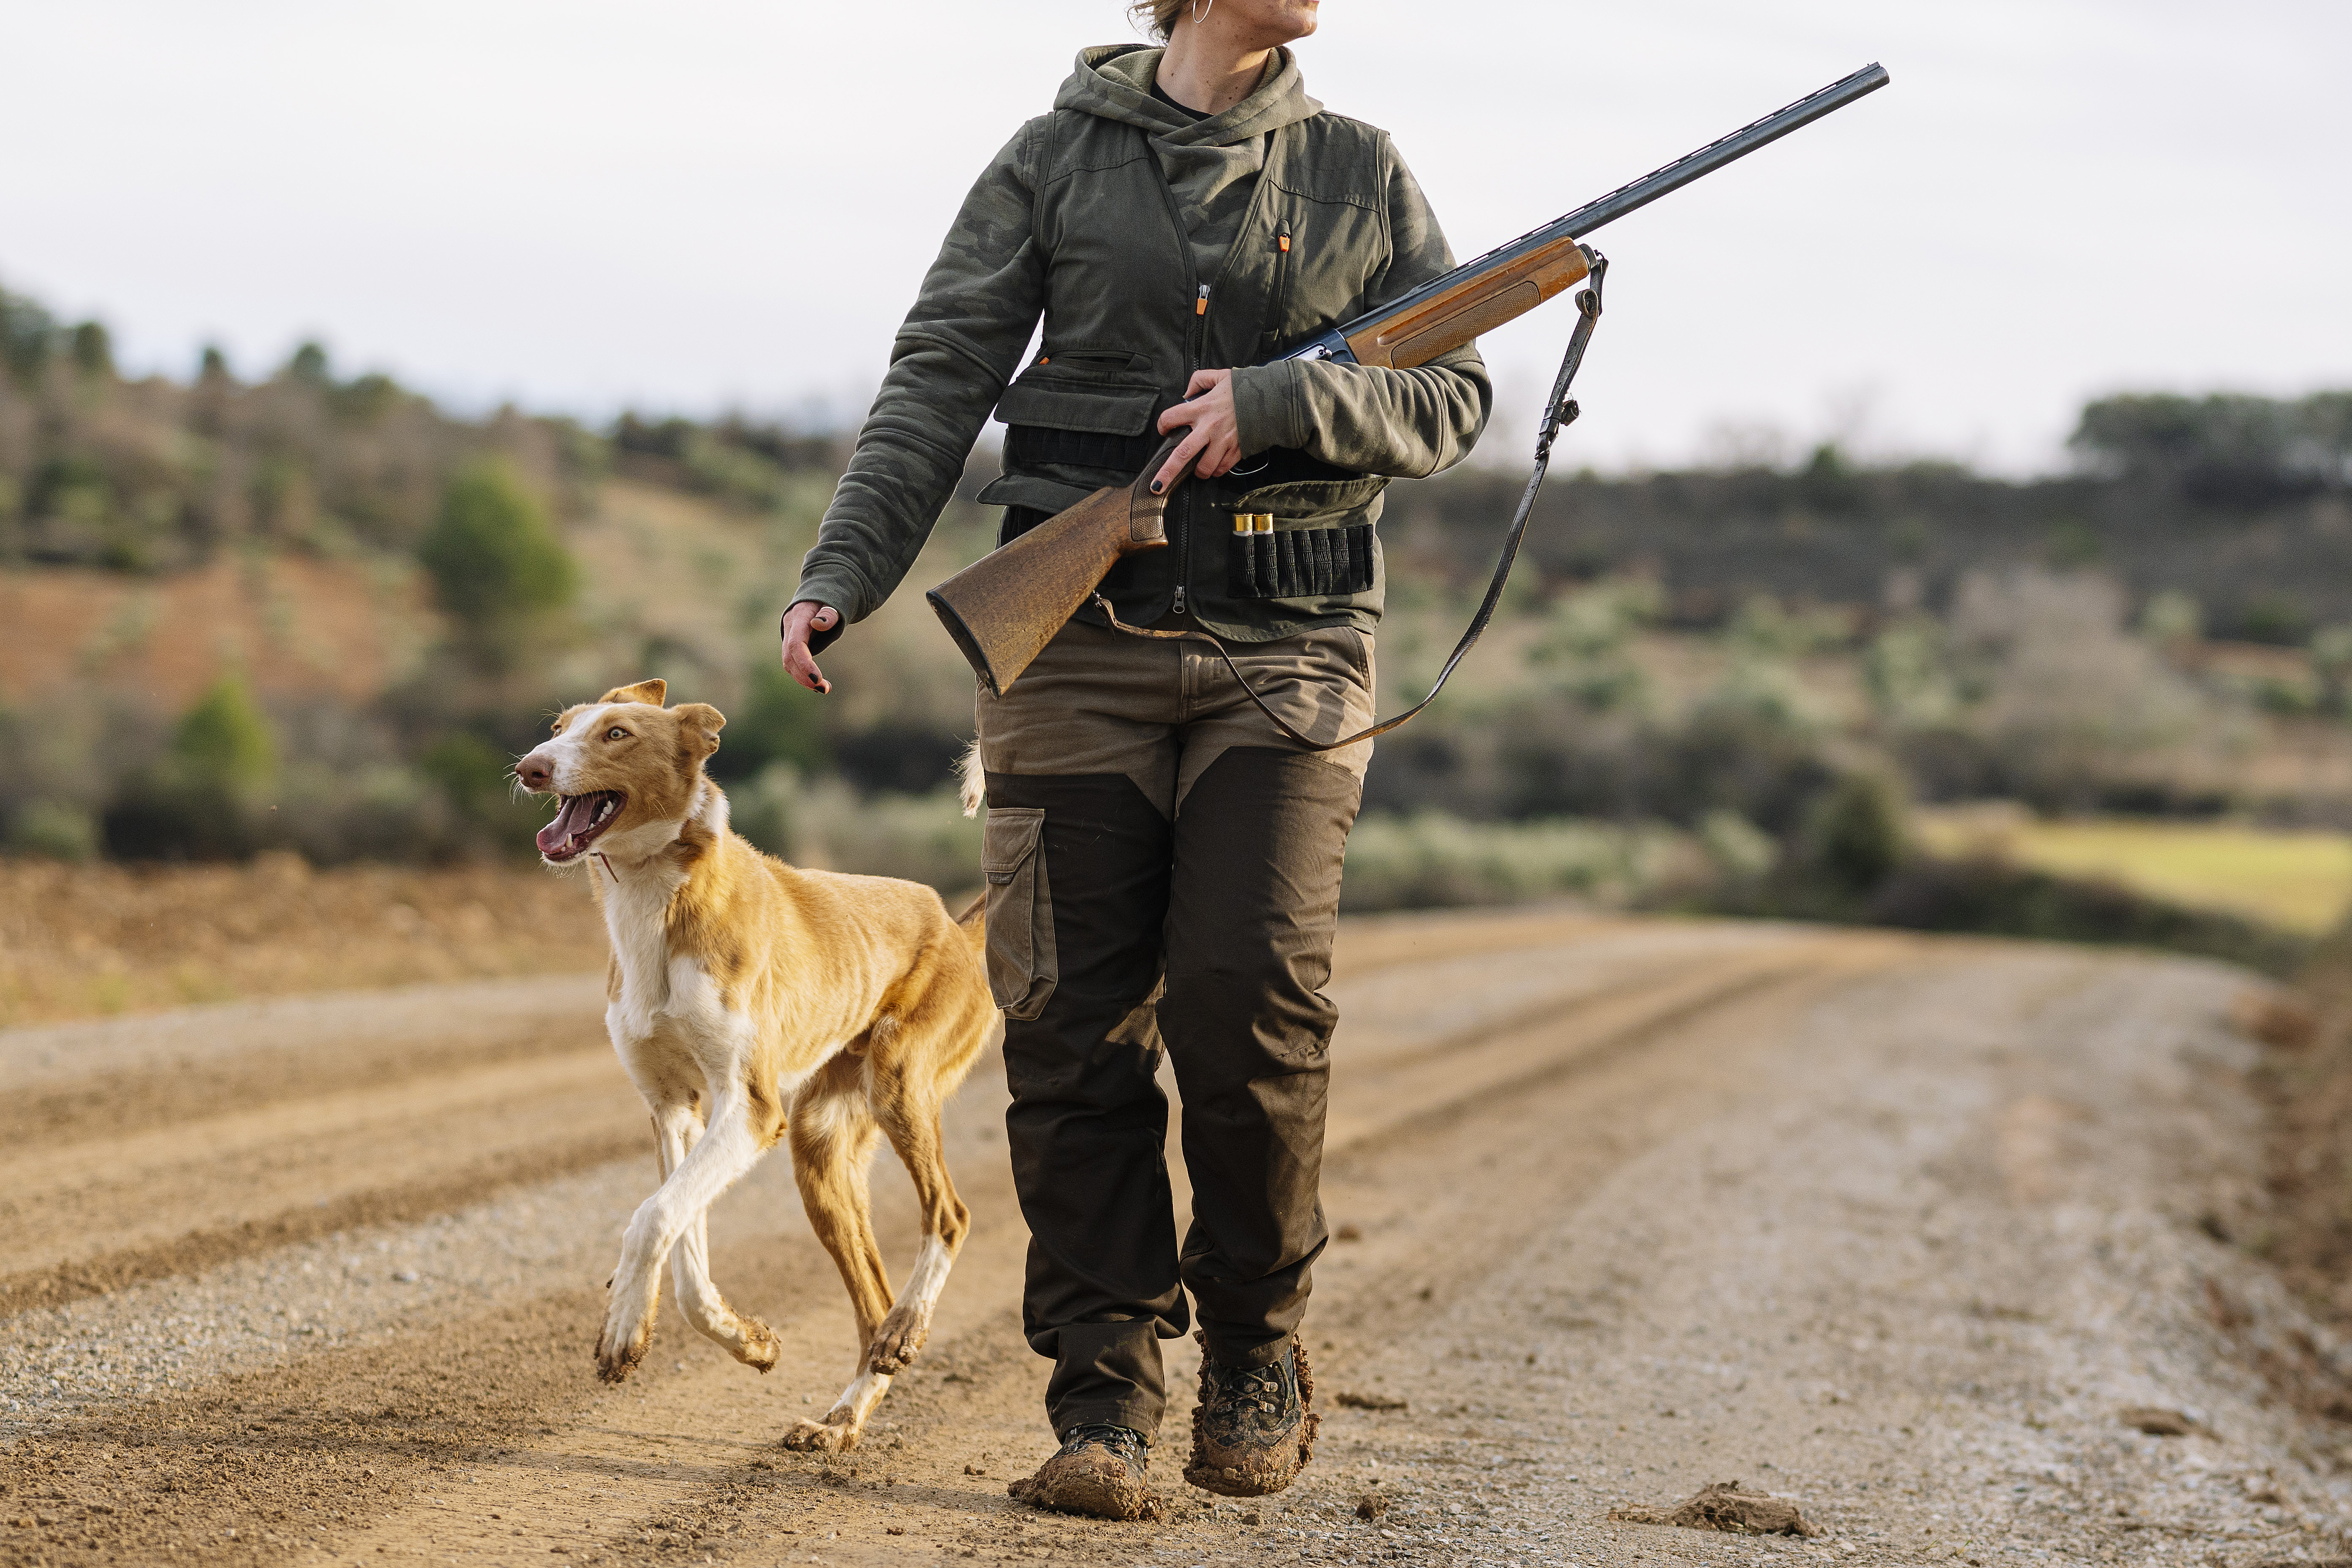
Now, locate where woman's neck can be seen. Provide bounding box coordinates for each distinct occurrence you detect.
[1155,18,1275,116]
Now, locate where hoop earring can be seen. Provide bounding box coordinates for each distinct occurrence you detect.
[1191,0,1214,23]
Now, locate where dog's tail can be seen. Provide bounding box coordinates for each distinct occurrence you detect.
[956,738,984,818]
[955,740,987,939]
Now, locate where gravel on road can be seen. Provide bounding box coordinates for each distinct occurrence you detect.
[3,910,2347,1568]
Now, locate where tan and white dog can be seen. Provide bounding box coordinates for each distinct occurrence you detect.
[515,679,993,1451]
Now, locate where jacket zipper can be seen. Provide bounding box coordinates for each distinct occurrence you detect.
[1266,219,1293,354]
[1174,282,1217,613]
[1147,138,1278,620]
[1146,163,1203,620]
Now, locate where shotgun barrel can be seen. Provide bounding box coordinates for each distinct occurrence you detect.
[1285,61,1890,369]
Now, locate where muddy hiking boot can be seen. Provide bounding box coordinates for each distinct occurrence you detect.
[1184,1331,1319,1497]
[1008,1424,1165,1522]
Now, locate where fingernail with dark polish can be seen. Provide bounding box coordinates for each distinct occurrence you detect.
[1150,481,1164,494]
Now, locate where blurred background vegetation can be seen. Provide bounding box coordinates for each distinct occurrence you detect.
[5,275,2351,970]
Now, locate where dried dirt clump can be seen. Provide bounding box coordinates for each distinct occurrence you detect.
[1334,1390,1407,1411]
[1609,1479,1822,1537]
[2119,1405,2211,1437]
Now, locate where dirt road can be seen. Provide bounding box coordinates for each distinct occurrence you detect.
[5,911,2349,1567]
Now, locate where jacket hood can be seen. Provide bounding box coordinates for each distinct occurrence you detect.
[1056,43,1322,146]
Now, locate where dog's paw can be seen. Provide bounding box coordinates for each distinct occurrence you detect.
[781,1414,862,1453]
[594,1314,650,1385]
[738,1318,781,1375]
[867,1309,931,1375]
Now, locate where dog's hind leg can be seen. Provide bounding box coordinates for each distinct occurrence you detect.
[596,1091,767,1385]
[864,1019,980,1375]
[659,1111,783,1374]
[781,1056,896,1452]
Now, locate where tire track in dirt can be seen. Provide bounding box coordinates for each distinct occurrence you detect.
[0,1127,643,1318]
[0,914,1870,1568]
[0,976,606,1143]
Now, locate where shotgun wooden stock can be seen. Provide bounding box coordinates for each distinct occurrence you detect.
[927,434,1191,695]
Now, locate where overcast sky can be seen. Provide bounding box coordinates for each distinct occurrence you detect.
[2,0,2342,473]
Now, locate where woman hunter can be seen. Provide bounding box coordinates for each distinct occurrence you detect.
[779,0,1489,1520]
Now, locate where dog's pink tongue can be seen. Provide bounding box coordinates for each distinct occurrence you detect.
[538,796,590,854]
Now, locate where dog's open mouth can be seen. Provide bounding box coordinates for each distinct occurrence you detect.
[538,791,624,861]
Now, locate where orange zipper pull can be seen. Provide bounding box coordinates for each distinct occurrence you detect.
[1195,284,1209,316]
[1278,234,1291,253]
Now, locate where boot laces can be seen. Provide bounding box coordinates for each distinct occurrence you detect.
[1215,1358,1291,1414]
[1064,1423,1148,1467]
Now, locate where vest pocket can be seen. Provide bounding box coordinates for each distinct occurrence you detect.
[980,808,1057,1020]
[992,373,1157,438]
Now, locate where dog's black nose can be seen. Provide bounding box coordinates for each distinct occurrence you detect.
[516,754,554,791]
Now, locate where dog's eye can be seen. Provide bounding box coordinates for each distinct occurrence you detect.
[605,727,629,741]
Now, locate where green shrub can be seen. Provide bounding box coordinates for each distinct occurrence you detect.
[1,286,57,380]
[1865,618,1960,727]
[416,460,578,663]
[5,801,99,860]
[708,664,831,781]
[1866,854,2309,977]
[273,761,457,865]
[2138,589,2204,647]
[175,676,279,793]
[286,341,331,383]
[1792,768,1909,895]
[1341,811,1677,913]
[2311,624,2352,715]
[420,733,549,855]
[725,765,981,893]
[1698,809,1777,882]
[69,321,112,376]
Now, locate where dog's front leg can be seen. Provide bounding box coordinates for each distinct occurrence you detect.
[597,1096,764,1384]
[672,1207,782,1373]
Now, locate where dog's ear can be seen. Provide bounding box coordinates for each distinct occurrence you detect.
[672,702,725,759]
[599,678,667,707]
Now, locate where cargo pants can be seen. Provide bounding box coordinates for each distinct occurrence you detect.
[975,616,1376,1442]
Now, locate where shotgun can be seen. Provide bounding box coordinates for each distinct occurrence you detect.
[929,62,1890,697]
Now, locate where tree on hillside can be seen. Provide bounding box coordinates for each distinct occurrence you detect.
[0,286,57,381]
[100,675,282,860]
[2070,392,2351,508]
[416,458,579,667]
[175,675,280,795]
[69,321,112,376]
[286,340,331,384]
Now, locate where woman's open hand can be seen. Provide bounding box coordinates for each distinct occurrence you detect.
[779,600,841,694]
[1153,368,1243,492]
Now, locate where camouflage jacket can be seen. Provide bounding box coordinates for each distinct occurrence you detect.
[795,43,1491,647]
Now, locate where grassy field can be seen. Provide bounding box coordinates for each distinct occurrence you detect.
[1913,806,2352,935]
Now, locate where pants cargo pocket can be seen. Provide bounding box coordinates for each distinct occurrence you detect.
[982,807,1058,1020]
